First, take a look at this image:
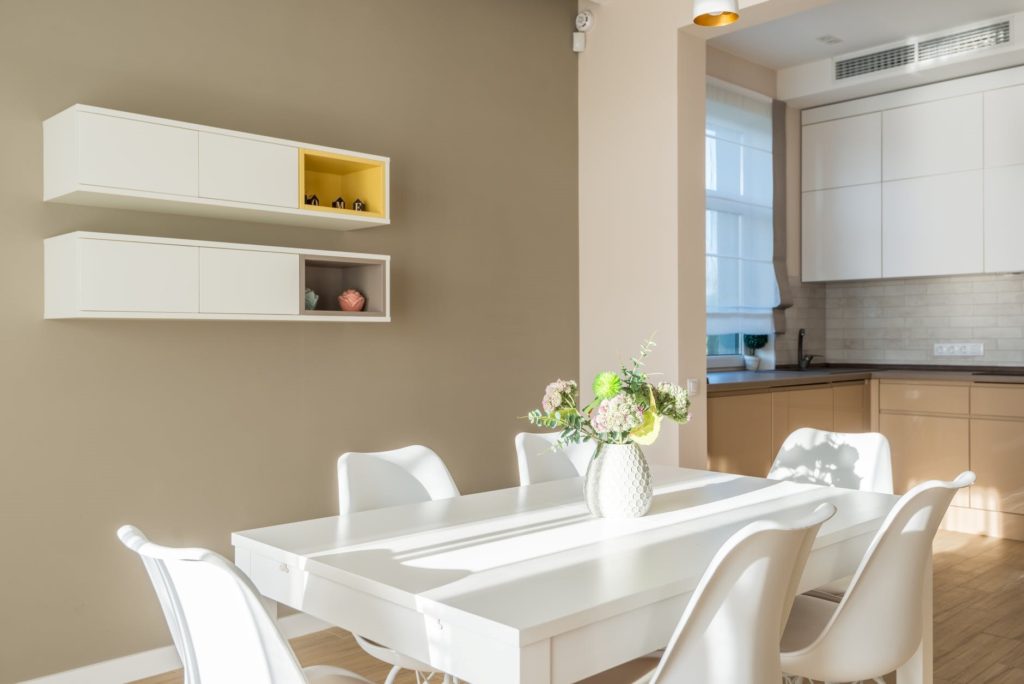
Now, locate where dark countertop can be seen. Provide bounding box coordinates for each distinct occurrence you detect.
[708,365,1024,392]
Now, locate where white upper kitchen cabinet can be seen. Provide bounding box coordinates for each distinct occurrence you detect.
[802,184,881,282]
[199,248,299,315]
[882,170,983,278]
[882,94,983,181]
[984,165,1024,273]
[984,84,1024,169]
[198,133,298,208]
[801,112,881,192]
[72,111,199,197]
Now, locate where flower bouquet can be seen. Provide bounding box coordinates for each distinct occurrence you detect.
[527,340,690,517]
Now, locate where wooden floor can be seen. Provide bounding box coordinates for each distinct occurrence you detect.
[134,530,1024,684]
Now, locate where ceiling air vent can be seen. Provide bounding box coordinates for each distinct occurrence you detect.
[835,45,916,80]
[833,19,1013,81]
[918,21,1011,62]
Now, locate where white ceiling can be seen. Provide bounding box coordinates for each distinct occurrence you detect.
[710,0,1024,70]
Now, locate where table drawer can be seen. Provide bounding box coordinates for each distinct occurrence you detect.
[250,553,303,605]
[879,382,969,415]
[971,385,1024,418]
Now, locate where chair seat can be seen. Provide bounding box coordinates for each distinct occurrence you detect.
[803,575,851,603]
[781,594,839,654]
[304,664,374,684]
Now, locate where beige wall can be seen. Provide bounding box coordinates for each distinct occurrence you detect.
[578,0,707,467]
[707,45,775,98]
[0,0,578,680]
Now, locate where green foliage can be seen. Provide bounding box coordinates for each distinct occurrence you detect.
[743,334,769,352]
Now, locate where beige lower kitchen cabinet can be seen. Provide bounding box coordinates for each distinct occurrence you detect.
[971,384,1024,516]
[708,392,773,477]
[771,386,834,456]
[833,381,870,432]
[708,379,869,477]
[879,412,971,508]
[970,419,1024,514]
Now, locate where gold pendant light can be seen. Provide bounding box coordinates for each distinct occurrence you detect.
[693,0,739,27]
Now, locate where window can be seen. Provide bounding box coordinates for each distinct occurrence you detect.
[705,79,780,364]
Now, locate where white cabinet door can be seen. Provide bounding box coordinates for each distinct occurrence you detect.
[802,185,881,282]
[199,248,299,315]
[984,165,1024,273]
[882,171,983,278]
[198,133,298,208]
[80,239,199,312]
[985,85,1024,169]
[77,112,199,196]
[882,94,983,181]
[802,113,881,191]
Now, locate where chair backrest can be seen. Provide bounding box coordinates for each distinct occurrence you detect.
[337,445,459,515]
[514,432,593,486]
[650,503,837,684]
[781,471,975,682]
[769,427,894,494]
[118,525,307,684]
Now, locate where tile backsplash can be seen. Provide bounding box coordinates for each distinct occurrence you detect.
[825,273,1024,366]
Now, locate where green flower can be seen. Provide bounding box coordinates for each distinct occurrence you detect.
[592,371,622,400]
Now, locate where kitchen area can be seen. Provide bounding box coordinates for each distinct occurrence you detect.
[705,0,1024,542]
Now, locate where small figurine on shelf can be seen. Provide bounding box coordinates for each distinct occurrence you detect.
[338,289,366,312]
[352,198,366,212]
[304,288,319,311]
[331,197,346,209]
[304,194,320,206]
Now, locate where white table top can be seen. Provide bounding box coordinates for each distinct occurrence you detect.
[233,466,897,647]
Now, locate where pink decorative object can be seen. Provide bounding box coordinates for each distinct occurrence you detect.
[338,289,366,312]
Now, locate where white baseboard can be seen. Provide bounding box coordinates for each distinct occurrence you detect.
[19,613,330,684]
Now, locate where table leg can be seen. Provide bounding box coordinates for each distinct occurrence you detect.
[896,555,933,683]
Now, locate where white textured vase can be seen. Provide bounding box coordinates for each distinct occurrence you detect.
[584,442,653,518]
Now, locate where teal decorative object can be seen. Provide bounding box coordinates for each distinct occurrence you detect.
[304,288,319,310]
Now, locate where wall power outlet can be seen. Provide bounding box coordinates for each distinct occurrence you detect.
[934,342,984,357]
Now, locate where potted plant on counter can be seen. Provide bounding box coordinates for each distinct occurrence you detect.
[526,340,690,518]
[743,334,768,371]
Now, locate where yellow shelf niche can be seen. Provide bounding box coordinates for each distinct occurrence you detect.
[299,149,386,218]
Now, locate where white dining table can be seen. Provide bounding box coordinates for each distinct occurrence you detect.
[232,466,932,684]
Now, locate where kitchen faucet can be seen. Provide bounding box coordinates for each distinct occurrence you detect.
[798,328,819,370]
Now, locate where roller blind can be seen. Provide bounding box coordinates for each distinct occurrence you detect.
[706,79,780,336]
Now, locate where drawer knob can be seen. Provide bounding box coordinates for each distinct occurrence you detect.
[279,563,290,574]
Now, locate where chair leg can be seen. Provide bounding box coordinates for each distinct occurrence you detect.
[385,665,402,684]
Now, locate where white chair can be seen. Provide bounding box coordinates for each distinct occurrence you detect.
[338,445,460,684]
[514,432,593,486]
[769,428,895,602]
[118,525,371,684]
[780,471,976,684]
[631,503,837,684]
[769,428,894,495]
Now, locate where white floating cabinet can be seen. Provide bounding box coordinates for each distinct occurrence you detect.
[43,105,389,231]
[198,133,298,209]
[45,232,390,322]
